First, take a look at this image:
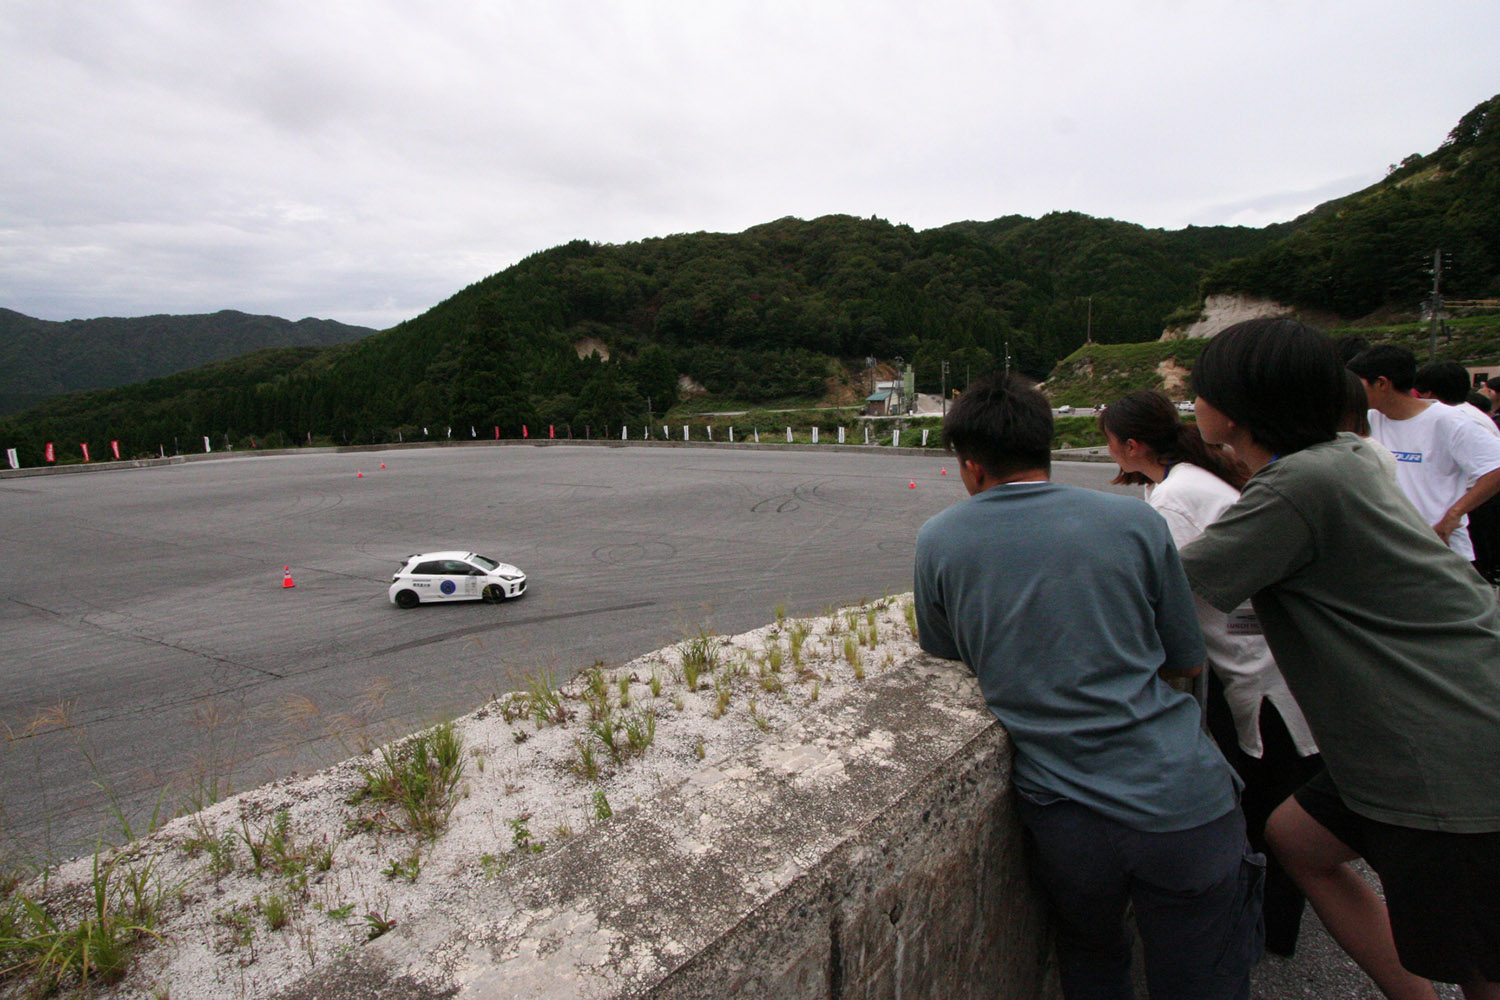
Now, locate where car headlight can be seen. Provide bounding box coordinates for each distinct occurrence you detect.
[496,572,523,581]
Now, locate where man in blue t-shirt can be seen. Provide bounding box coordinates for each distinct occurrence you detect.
[913,373,1261,1000]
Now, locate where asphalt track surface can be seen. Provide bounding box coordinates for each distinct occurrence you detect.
[0,444,1129,861]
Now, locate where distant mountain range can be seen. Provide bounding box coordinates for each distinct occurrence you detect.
[2,93,1495,463]
[0,309,376,414]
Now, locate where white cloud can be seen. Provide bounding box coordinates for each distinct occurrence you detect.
[1,0,1497,328]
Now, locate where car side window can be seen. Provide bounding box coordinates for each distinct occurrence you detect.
[440,560,474,574]
[413,561,445,575]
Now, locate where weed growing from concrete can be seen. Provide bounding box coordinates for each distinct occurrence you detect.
[357,722,466,840]
[903,599,918,638]
[527,672,569,727]
[649,671,662,698]
[364,910,396,940]
[589,715,621,763]
[746,700,771,733]
[0,850,164,993]
[508,816,544,855]
[617,674,631,709]
[381,851,420,883]
[623,709,657,757]
[774,601,787,628]
[259,891,292,931]
[592,790,612,822]
[567,737,601,781]
[764,639,783,674]
[678,630,719,691]
[711,675,732,719]
[788,621,811,665]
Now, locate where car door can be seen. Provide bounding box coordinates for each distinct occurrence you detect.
[410,560,448,600]
[438,559,481,600]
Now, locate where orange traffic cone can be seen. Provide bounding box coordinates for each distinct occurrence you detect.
[380,463,386,469]
[282,566,295,589]
[941,468,947,475]
[909,480,916,489]
[356,470,363,478]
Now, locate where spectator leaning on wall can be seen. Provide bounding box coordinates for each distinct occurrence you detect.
[913,372,1262,1000]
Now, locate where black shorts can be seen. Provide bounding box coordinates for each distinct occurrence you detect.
[1294,770,1500,983]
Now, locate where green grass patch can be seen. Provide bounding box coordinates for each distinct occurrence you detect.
[355,722,466,840]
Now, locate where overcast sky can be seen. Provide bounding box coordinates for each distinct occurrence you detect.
[2,1,1496,330]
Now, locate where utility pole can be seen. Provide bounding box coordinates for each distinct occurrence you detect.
[1428,248,1444,361]
[941,361,950,417]
[1085,296,1093,344]
[1004,339,1010,377]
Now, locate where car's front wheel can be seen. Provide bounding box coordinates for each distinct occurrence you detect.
[394,589,420,609]
[482,584,506,603]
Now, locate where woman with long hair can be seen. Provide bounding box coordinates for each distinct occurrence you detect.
[1101,389,1322,957]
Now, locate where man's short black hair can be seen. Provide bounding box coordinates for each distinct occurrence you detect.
[941,372,1052,478]
[1413,360,1472,405]
[1347,345,1418,393]
[1190,318,1342,457]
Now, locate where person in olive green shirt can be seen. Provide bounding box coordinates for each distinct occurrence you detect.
[1180,319,1500,1000]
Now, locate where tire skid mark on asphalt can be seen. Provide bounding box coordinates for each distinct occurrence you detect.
[372,600,657,657]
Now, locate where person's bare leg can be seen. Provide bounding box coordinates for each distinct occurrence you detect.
[1267,799,1437,1000]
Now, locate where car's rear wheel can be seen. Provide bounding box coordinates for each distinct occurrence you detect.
[482,584,506,603]
[394,589,420,609]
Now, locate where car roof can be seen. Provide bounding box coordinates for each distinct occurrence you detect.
[405,551,478,562]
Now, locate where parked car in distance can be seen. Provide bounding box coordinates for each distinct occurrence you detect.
[388,551,527,608]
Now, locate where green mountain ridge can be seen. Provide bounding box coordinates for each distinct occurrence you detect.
[0,308,376,415]
[3,93,1497,464]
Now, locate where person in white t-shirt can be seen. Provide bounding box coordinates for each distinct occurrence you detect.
[1348,346,1500,563]
[1102,389,1322,957]
[1414,361,1500,582]
[1414,360,1500,438]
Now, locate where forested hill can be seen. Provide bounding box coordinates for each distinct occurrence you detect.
[5,93,1497,463]
[0,309,375,415]
[0,213,1284,461]
[1202,93,1500,315]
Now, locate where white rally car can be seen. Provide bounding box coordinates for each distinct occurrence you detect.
[388,551,527,608]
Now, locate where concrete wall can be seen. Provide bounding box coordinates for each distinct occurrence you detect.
[273,656,1060,1000]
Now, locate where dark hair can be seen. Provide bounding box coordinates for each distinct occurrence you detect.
[1470,391,1494,414]
[1340,370,1371,435]
[1334,336,1371,365]
[1347,345,1417,393]
[1099,390,1248,489]
[941,372,1052,478]
[1190,318,1343,456]
[1487,377,1500,393]
[1413,360,1471,404]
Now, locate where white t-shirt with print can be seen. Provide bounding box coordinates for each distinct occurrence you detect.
[1368,401,1500,560]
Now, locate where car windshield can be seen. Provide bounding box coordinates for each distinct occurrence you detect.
[469,554,500,571]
